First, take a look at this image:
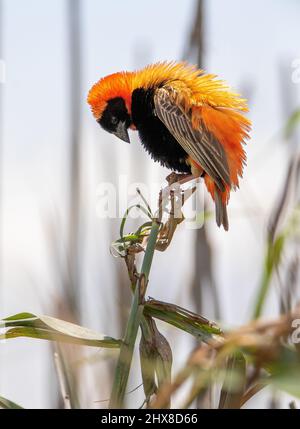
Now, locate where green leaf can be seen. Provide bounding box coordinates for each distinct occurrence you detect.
[3,312,36,322]
[0,313,121,348]
[136,188,153,218]
[268,347,300,399]
[120,204,152,239]
[252,206,300,319]
[252,235,285,319]
[0,396,23,409]
[144,299,222,342]
[271,373,300,399]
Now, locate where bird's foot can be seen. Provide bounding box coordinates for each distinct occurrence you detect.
[166,172,194,186]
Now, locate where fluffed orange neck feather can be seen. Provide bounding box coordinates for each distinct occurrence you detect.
[87,61,249,120]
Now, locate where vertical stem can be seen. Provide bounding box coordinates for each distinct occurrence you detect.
[53,349,72,409]
[67,0,82,316]
[252,249,273,319]
[109,221,160,409]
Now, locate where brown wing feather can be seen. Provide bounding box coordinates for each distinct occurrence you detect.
[154,87,230,191]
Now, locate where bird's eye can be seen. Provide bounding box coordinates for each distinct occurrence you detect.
[111,116,118,125]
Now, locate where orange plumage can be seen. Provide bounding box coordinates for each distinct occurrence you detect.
[88,61,251,230]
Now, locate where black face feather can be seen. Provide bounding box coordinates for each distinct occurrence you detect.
[131,87,191,173]
[98,97,131,142]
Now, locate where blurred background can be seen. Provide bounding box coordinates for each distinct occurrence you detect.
[0,0,300,409]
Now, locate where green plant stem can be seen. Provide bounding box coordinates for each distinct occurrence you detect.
[252,234,284,319]
[252,264,272,320]
[109,220,160,409]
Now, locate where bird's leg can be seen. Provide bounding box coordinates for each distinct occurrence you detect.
[166,162,203,187]
[154,171,198,251]
[160,173,196,215]
[166,172,194,187]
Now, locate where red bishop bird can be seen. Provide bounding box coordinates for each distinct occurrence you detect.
[88,61,251,230]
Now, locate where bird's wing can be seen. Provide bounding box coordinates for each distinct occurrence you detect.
[154,87,230,191]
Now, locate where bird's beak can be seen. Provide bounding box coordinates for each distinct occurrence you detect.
[114,121,130,143]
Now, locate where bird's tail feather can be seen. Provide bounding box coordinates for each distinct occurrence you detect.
[215,190,229,231]
[204,174,229,230]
